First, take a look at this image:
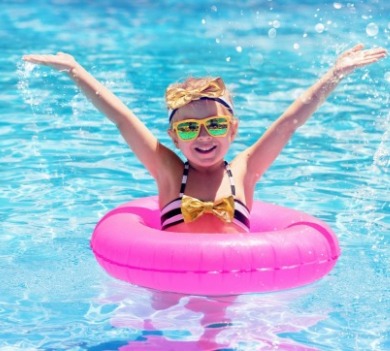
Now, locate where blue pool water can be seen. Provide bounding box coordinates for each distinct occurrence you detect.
[1,0,389,350]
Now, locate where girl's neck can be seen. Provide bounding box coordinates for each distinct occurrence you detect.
[187,159,226,174]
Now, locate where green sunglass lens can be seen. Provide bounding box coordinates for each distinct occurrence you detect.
[206,118,228,136]
[177,122,200,140]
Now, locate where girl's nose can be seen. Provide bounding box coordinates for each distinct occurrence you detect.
[197,125,211,139]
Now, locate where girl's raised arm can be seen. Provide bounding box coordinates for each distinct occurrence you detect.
[23,52,177,179]
[241,44,387,183]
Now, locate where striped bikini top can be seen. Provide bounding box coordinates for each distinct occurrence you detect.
[161,161,250,232]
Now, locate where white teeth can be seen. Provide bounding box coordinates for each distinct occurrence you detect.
[195,145,216,153]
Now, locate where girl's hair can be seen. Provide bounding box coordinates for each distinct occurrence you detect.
[165,76,233,107]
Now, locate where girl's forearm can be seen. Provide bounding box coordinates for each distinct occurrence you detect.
[66,62,161,173]
[279,68,342,130]
[279,44,387,131]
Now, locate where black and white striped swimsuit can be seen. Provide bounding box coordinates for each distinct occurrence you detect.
[161,161,250,231]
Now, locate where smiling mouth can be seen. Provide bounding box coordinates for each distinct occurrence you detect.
[195,146,217,154]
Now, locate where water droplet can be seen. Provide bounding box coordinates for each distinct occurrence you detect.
[333,2,342,9]
[366,22,379,37]
[272,20,280,28]
[215,38,220,44]
[384,72,390,83]
[201,19,206,25]
[24,62,36,74]
[249,53,264,67]
[226,57,231,62]
[268,28,277,38]
[315,23,325,33]
[211,5,217,12]
[293,43,300,50]
[236,46,243,53]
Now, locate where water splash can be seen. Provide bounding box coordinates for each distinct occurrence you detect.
[17,61,38,108]
[373,111,390,171]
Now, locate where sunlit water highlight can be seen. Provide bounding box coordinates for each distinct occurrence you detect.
[1,1,389,350]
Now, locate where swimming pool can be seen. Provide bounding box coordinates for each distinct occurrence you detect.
[1,0,389,349]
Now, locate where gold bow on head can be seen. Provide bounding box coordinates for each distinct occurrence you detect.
[181,194,234,223]
[166,77,226,110]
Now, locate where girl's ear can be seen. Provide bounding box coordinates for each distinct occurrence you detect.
[168,129,179,148]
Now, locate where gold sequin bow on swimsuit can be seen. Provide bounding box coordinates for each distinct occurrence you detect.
[166,77,226,110]
[181,194,235,223]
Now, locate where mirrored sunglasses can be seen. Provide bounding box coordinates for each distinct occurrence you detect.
[171,116,232,141]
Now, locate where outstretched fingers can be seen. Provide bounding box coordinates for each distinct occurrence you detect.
[355,47,387,66]
[23,54,63,65]
[23,54,48,64]
[363,47,388,59]
[340,44,387,59]
[336,44,387,75]
[22,53,77,71]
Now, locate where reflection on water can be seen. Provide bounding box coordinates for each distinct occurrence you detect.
[92,280,326,350]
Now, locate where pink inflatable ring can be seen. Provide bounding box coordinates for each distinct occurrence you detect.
[91,196,340,295]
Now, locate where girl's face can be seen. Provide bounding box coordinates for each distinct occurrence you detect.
[168,99,238,169]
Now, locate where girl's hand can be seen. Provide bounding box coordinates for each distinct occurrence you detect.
[23,52,78,72]
[333,44,387,78]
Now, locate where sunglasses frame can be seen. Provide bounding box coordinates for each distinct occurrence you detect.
[171,115,232,141]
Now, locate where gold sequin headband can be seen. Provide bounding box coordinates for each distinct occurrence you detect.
[165,77,234,121]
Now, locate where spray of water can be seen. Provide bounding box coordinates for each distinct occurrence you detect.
[373,110,390,171]
[17,61,44,109]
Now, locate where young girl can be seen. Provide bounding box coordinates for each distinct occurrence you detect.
[23,44,386,234]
